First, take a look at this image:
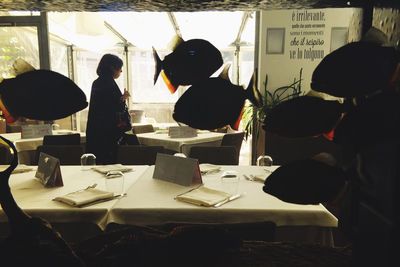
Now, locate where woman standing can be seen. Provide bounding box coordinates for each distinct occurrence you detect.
[86,54,130,164]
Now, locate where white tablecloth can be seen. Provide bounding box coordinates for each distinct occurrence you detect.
[0,165,149,241]
[1,130,86,164]
[109,165,337,227]
[2,165,338,245]
[137,131,224,155]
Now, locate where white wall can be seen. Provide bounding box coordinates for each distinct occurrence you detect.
[257,8,359,95]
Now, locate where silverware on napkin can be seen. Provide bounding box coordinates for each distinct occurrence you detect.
[214,193,241,208]
[78,193,127,208]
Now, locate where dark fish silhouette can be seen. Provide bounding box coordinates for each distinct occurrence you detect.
[263,96,343,138]
[334,91,400,147]
[0,69,88,123]
[263,159,346,205]
[311,41,398,97]
[173,69,261,130]
[153,37,223,93]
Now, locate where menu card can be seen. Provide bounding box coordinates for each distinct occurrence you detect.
[21,124,53,139]
[168,126,197,138]
[153,153,202,186]
[35,152,63,187]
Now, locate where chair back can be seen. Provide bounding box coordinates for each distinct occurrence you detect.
[116,145,164,165]
[131,124,155,134]
[220,131,245,161]
[121,134,140,145]
[43,133,81,145]
[35,145,84,165]
[189,146,239,165]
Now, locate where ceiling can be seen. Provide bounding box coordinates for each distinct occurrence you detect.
[0,0,399,12]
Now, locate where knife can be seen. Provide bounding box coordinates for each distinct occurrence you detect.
[213,193,241,208]
[78,193,127,208]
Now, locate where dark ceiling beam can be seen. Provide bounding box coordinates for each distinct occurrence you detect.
[0,0,398,12]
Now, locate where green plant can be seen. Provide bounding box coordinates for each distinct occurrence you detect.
[242,68,304,140]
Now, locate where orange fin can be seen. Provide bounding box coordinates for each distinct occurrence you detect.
[230,108,244,131]
[322,129,335,141]
[0,98,17,123]
[161,70,178,94]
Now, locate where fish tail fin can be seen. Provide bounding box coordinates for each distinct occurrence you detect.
[152,47,162,85]
[245,71,262,108]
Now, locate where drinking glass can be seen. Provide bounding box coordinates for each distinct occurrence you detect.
[221,171,239,195]
[80,153,96,170]
[174,153,187,158]
[257,155,273,166]
[105,171,125,195]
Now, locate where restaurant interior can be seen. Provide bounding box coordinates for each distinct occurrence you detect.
[0,0,399,266]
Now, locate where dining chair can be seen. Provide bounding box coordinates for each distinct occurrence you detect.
[116,145,165,165]
[121,134,140,145]
[34,145,85,165]
[220,131,245,162]
[131,124,155,134]
[43,133,81,145]
[188,146,239,165]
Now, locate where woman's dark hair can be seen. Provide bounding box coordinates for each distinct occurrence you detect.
[96,54,123,77]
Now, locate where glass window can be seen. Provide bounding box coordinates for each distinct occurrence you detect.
[0,27,39,78]
[130,48,179,104]
[49,37,69,77]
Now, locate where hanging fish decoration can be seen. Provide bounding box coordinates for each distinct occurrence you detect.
[153,36,223,93]
[172,67,261,130]
[333,91,400,147]
[311,41,399,97]
[263,95,344,138]
[263,158,347,205]
[0,69,88,123]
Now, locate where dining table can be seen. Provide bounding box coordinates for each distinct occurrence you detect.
[1,164,338,245]
[1,130,86,164]
[109,165,338,246]
[0,165,148,242]
[136,131,225,155]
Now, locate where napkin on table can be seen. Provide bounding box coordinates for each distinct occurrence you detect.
[199,164,221,175]
[92,164,133,174]
[53,188,114,207]
[175,186,231,207]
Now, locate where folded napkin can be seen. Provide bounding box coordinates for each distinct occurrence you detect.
[175,186,231,207]
[199,164,221,175]
[0,164,35,174]
[53,187,114,207]
[92,164,133,174]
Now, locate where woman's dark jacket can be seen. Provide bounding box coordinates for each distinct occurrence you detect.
[86,75,125,164]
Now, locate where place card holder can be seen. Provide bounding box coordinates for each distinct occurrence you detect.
[168,126,198,138]
[35,152,63,187]
[153,153,202,186]
[21,124,53,139]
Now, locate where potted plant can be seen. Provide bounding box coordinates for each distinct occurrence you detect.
[241,69,303,163]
